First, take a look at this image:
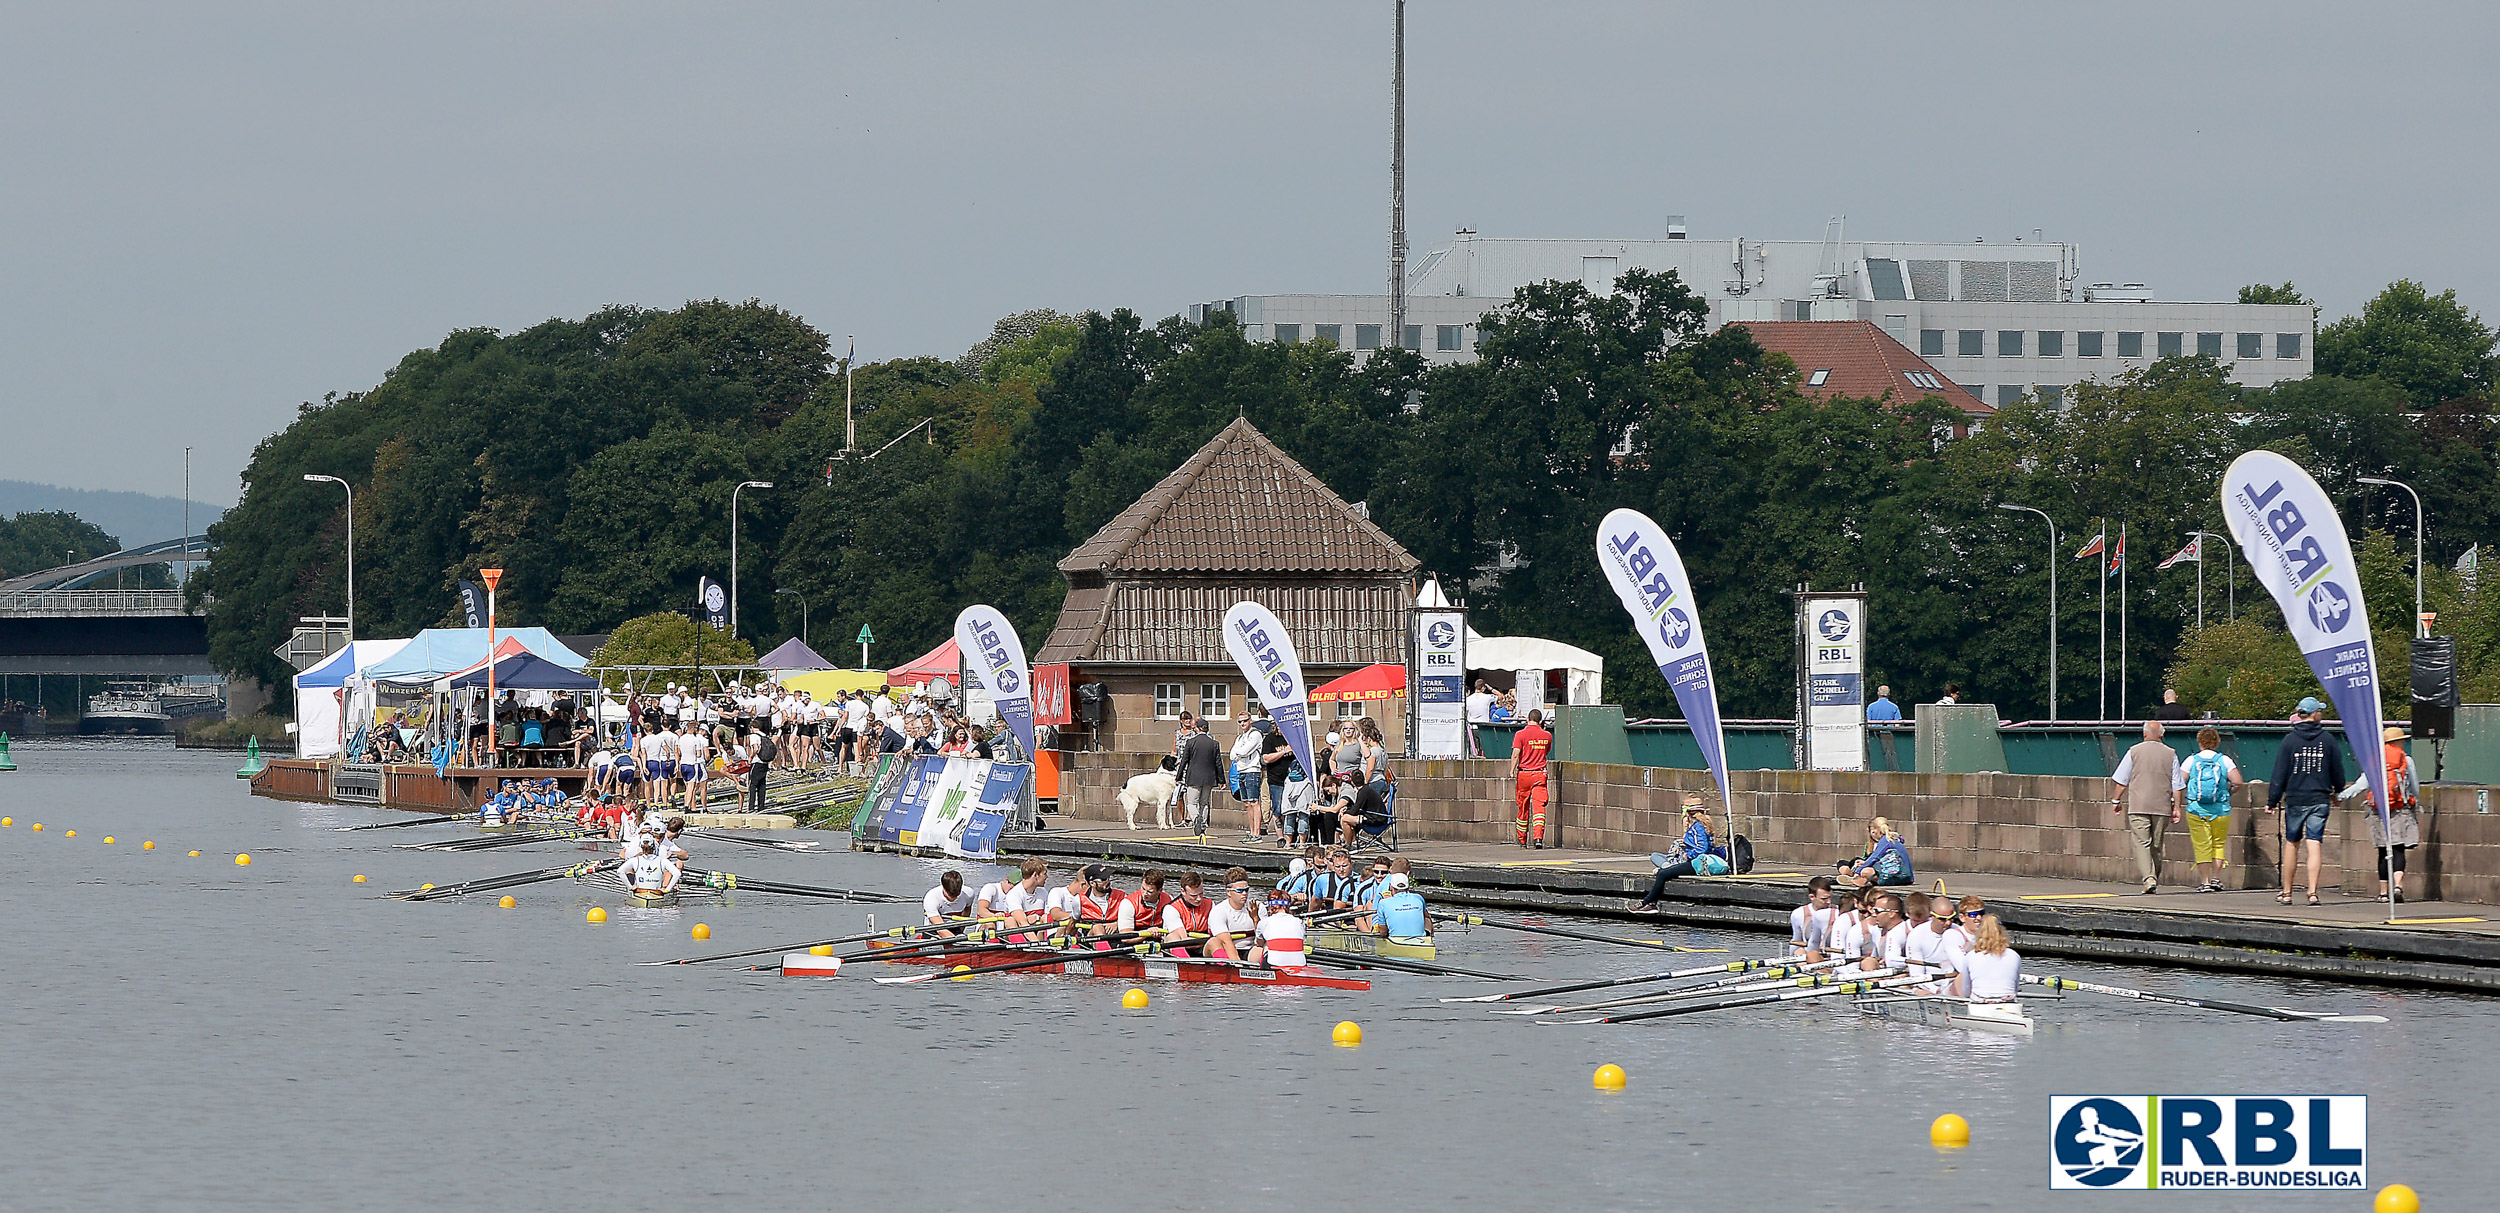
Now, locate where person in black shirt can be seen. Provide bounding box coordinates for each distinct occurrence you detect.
[2153,688,2191,722]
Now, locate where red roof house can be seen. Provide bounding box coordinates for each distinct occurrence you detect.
[1728,320,1993,420]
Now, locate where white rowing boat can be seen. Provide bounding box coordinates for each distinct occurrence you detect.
[1854,992,2035,1036]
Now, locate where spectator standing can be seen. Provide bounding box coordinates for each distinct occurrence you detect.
[2267,697,2347,907]
[2110,720,2184,894]
[1865,686,1902,724]
[1258,711,1293,844]
[1176,718,1227,839]
[1935,683,1961,706]
[1229,718,1268,837]
[2180,726,2245,892]
[2340,725,2421,903]
[2154,688,2192,722]
[1465,680,1496,724]
[745,728,777,815]
[1510,708,1553,848]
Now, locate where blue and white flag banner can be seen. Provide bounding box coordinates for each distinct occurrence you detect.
[2221,451,2389,813]
[955,604,1036,760]
[1223,601,1316,781]
[1596,508,1733,812]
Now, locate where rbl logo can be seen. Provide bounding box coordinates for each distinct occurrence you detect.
[2048,1095,2366,1192]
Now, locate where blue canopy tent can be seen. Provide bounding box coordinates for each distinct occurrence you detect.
[442,651,600,692]
[362,628,590,684]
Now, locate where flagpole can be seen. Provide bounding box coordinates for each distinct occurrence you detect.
[2097,521,2107,721]
[2195,535,2205,632]
[2119,522,2129,720]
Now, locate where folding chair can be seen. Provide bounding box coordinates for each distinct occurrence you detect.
[1347,783,1400,854]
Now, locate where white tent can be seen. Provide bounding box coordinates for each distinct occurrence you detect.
[293,638,411,759]
[1468,635,1604,710]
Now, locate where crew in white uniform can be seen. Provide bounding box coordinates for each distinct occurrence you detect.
[625,840,675,896]
[1201,867,1261,961]
[1790,875,1837,960]
[1250,895,1308,969]
[1824,889,1866,962]
[976,858,1053,930]
[923,871,977,927]
[1855,892,1909,972]
[1901,893,1968,990]
[1953,915,2022,1000]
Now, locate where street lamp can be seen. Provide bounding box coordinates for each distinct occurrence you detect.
[2358,476,2426,637]
[1998,502,2057,721]
[776,587,808,647]
[302,474,353,641]
[730,480,774,640]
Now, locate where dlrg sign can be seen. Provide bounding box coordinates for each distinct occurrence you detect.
[2048,1095,2366,1191]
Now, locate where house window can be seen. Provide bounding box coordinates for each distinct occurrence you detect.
[1314,324,1342,345]
[1997,385,2024,407]
[1920,329,1946,357]
[1354,324,1382,350]
[2077,331,2104,357]
[1958,330,1984,357]
[2037,385,2065,406]
[1199,683,1230,720]
[2038,331,2064,357]
[1152,684,1184,720]
[1274,324,1301,344]
[1999,330,2024,356]
[2236,332,2261,359]
[1403,325,1424,351]
[1336,699,1366,719]
[2157,332,2184,357]
[2118,332,2144,358]
[1963,384,1986,400]
[1436,324,1462,351]
[1903,370,1943,391]
[2277,332,2303,359]
[1806,369,1831,387]
[2197,332,2223,358]
[1882,315,1909,344]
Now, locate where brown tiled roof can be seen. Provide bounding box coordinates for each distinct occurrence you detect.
[1730,321,1994,417]
[1058,418,1421,575]
[1035,580,1410,667]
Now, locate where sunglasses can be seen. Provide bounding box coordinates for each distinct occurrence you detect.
[1960,910,1986,919]
[1227,886,1251,894]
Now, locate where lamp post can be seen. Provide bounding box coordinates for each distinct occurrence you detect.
[776,587,808,647]
[2358,476,2426,637]
[730,480,774,640]
[302,474,354,641]
[1998,503,2057,721]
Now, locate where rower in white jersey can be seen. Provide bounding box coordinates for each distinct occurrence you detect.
[1790,875,1838,960]
[1855,892,1910,972]
[1823,888,1866,962]
[975,857,1053,930]
[923,870,976,932]
[1900,893,1969,990]
[1952,914,2022,1001]
[1043,865,1088,925]
[624,840,675,896]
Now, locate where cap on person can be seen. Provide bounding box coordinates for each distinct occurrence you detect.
[1081,863,1109,881]
[2296,696,2327,715]
[1386,873,1410,891]
[1326,731,1341,746]
[2382,725,2408,742]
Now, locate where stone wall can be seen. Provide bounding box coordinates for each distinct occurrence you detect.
[1054,750,2498,903]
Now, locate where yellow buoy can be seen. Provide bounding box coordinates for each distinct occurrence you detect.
[64,830,75,838]
[586,907,608,924]
[808,944,835,957]
[420,883,434,891]
[1121,987,1149,1009]
[1,817,11,825]
[498,895,516,909]
[1331,1020,1363,1046]
[2375,1183,2420,1213]
[692,924,712,941]
[102,836,114,844]
[143,841,155,850]
[188,850,200,857]
[234,853,251,866]
[1592,1064,1627,1090]
[949,965,975,981]
[31,824,41,831]
[1930,1113,1970,1148]
[352,874,366,883]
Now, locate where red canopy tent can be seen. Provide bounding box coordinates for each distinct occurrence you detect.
[886,637,962,688]
[1308,662,1406,703]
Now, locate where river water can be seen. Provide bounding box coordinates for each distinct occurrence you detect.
[0,738,2488,1210]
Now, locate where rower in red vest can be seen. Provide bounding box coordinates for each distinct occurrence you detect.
[1073,865,1127,949]
[1158,872,1216,957]
[1122,870,1171,940]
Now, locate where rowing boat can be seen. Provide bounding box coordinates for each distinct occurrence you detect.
[1854,992,2034,1036]
[1307,929,1437,962]
[831,939,1369,990]
[626,889,681,909]
[477,820,517,834]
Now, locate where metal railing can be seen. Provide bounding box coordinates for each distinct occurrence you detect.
[0,589,197,617]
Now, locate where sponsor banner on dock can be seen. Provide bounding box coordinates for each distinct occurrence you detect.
[955,605,1035,760]
[2047,1095,2365,1191]
[1801,594,1866,772]
[1415,608,1467,758]
[855,753,1028,860]
[1596,508,1733,813]
[1223,601,1316,782]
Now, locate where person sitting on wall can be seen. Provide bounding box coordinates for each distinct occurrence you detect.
[1632,795,1730,910]
[1837,816,1915,888]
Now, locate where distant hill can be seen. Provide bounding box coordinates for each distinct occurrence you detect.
[0,480,224,549]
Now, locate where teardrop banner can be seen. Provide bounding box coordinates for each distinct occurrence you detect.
[954,605,1035,759]
[1223,601,1316,781]
[1596,508,1732,814]
[2221,452,2389,814]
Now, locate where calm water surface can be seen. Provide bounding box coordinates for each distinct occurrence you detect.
[0,739,2487,1211]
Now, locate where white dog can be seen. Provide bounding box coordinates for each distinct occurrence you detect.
[1119,756,1180,830]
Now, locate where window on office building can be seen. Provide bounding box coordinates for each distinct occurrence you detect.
[1435,324,1462,351]
[1958,330,1984,357]
[2236,332,2262,359]
[2037,385,2064,407]
[2197,332,2222,358]
[1314,323,1341,345]
[2118,332,2144,357]
[1999,330,2024,356]
[1355,324,1381,350]
[1997,385,2024,407]
[1403,325,1423,351]
[2078,331,2104,357]
[2277,332,2302,359]
[2038,331,2064,357]
[1274,323,1301,344]
[1199,683,1229,721]
[1921,330,1946,357]
[1153,683,1184,720]
[2157,332,2183,357]
[1963,384,1986,400]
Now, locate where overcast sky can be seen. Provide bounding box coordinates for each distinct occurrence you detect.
[6,1,2494,507]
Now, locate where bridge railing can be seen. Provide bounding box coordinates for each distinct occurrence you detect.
[0,590,197,618]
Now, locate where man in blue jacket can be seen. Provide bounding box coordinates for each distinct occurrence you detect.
[2267,697,2347,907]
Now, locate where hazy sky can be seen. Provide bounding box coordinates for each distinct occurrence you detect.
[6,2,2494,507]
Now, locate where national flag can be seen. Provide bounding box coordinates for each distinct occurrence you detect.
[2107,534,2126,575]
[2157,537,2200,570]
[2461,544,2481,592]
[2074,533,2105,560]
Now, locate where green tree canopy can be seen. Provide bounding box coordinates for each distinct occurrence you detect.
[2316,279,2499,408]
[588,612,757,690]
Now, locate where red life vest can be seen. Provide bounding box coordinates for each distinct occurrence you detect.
[1165,895,1213,936]
[1126,891,1168,933]
[1077,891,1124,927]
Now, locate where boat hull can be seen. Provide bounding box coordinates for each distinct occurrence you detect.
[1307,929,1437,962]
[1857,994,2033,1036]
[845,940,1369,990]
[626,890,680,909]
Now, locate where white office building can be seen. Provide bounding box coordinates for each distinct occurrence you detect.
[1193,225,2316,407]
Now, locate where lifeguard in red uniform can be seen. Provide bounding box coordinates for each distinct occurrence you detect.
[1512,708,1553,848]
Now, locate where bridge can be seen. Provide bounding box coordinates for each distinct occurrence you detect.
[0,536,214,676]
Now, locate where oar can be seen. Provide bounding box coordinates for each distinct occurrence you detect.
[1561,970,1925,1025]
[640,916,1011,966]
[336,813,471,831]
[871,929,1186,986]
[2024,974,2388,1024]
[684,828,819,851]
[679,867,903,902]
[397,859,614,901]
[1302,946,1514,980]
[1430,911,1722,953]
[1490,957,1854,1015]
[1443,954,1823,1005]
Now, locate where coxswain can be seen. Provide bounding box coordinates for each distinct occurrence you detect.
[624,840,675,897]
[1072,865,1127,948]
[1901,892,1967,991]
[1250,894,1308,970]
[1373,872,1430,943]
[1157,872,1217,957]
[1951,915,2021,1001]
[1855,892,1909,972]
[1201,867,1261,961]
[1790,875,1837,961]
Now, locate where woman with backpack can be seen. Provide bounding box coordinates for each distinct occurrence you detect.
[2182,727,2246,892]
[2341,726,2423,903]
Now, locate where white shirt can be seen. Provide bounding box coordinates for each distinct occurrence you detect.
[1790,903,1832,952]
[1204,900,1258,946]
[1045,885,1084,921]
[924,886,976,920]
[872,696,895,723]
[625,852,670,891]
[642,732,674,763]
[590,749,614,768]
[1904,922,1965,978]
[1255,910,1307,966]
[658,693,682,716]
[1465,691,1496,724]
[1958,947,2022,1000]
[1827,911,1865,959]
[1864,921,1908,969]
[676,733,704,764]
[845,700,869,730]
[982,881,1049,917]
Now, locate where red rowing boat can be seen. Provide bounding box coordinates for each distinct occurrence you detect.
[837,939,1370,990]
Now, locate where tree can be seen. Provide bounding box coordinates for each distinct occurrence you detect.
[2237,282,2313,307]
[588,612,756,690]
[0,511,130,579]
[2316,280,2499,408]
